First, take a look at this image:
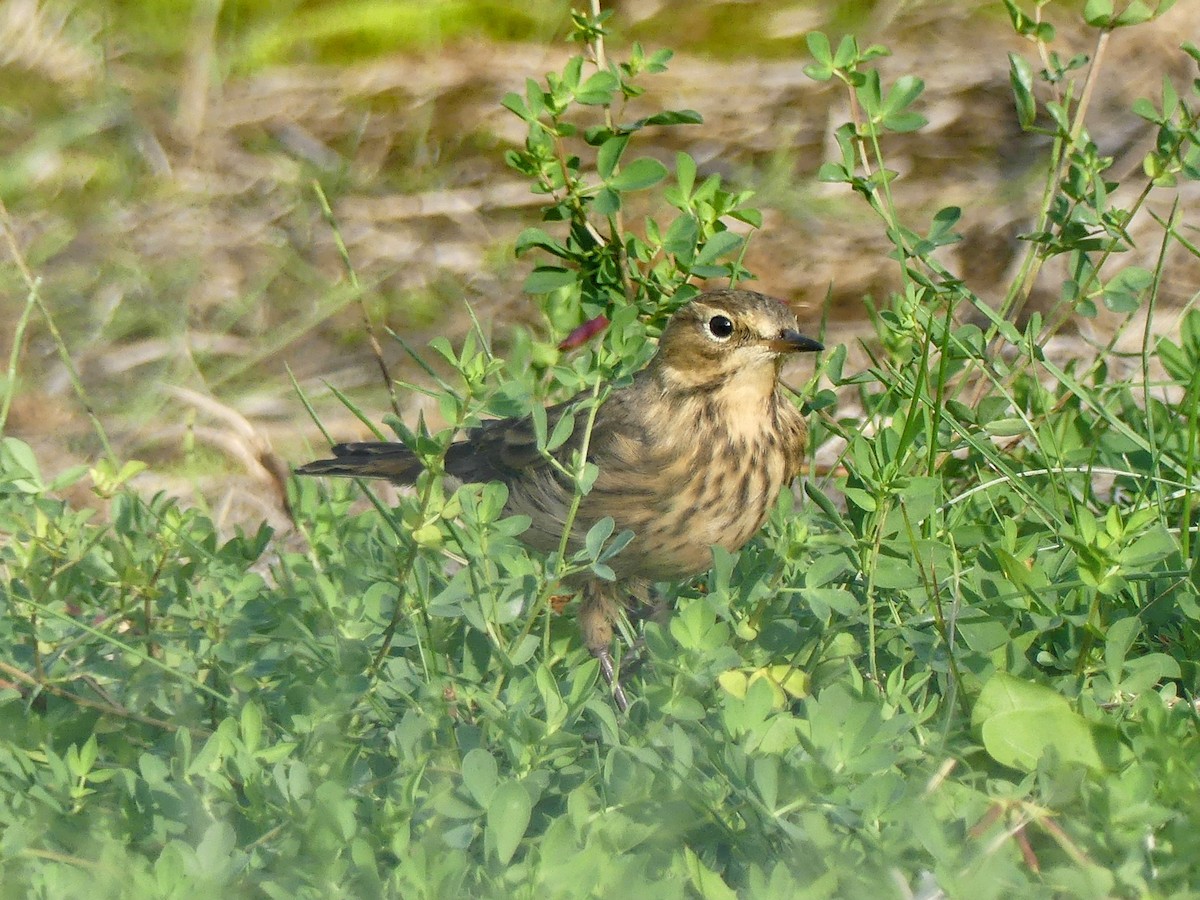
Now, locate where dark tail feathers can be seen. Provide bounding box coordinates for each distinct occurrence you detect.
[295,442,422,484]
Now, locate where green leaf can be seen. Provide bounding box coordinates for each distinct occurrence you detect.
[731,206,762,228]
[645,46,674,72]
[577,461,599,494]
[842,487,877,512]
[1083,0,1115,24]
[631,109,702,128]
[817,161,850,183]
[856,70,883,116]
[958,618,1011,654]
[592,186,621,215]
[477,482,510,522]
[606,157,668,191]
[1124,0,1176,25]
[597,135,629,180]
[195,822,238,876]
[833,35,859,69]
[546,408,577,451]
[1004,0,1031,33]
[462,748,498,809]
[805,552,852,588]
[803,587,859,617]
[881,111,927,133]
[982,418,1029,437]
[1117,653,1182,695]
[805,31,832,67]
[675,151,697,197]
[981,708,1110,772]
[509,634,539,667]
[1084,0,1175,26]
[583,516,615,559]
[561,55,583,91]
[240,702,263,756]
[974,673,1128,772]
[1008,53,1037,129]
[883,75,924,115]
[68,735,98,779]
[898,475,939,525]
[1131,96,1160,122]
[524,77,547,118]
[529,403,548,451]
[1,437,43,489]
[663,214,699,259]
[684,845,738,900]
[523,267,578,294]
[514,227,569,259]
[694,230,743,265]
[1104,616,1140,685]
[47,464,90,491]
[1101,265,1153,313]
[599,527,634,562]
[576,70,618,105]
[501,92,531,121]
[487,781,532,865]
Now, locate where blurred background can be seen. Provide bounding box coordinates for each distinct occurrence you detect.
[1,0,1196,528]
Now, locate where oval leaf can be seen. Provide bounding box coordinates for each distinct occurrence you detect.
[523,267,578,295]
[461,748,498,809]
[606,157,668,191]
[487,781,532,865]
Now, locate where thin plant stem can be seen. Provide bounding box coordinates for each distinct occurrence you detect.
[0,286,36,435]
[312,180,403,420]
[0,198,116,463]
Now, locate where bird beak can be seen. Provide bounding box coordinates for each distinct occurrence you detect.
[767,329,824,354]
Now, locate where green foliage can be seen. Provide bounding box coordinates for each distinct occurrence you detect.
[502,28,756,336]
[3,4,1200,897]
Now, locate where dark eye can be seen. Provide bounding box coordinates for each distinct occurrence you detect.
[707,315,734,339]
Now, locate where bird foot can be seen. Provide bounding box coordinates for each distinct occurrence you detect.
[595,648,630,713]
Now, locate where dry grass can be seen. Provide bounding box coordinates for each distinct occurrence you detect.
[1,0,1197,532]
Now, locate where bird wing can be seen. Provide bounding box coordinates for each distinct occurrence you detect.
[299,390,640,496]
[445,397,581,481]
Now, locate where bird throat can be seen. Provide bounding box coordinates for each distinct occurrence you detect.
[708,363,783,446]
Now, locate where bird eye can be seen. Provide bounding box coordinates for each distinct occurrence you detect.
[707,315,734,340]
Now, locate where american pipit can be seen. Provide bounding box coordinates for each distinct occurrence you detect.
[297,289,822,710]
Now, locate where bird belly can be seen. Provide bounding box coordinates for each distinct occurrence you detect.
[589,427,791,582]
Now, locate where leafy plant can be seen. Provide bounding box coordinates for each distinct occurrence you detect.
[2,2,1199,897]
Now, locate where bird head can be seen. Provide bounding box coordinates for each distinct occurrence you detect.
[651,289,823,390]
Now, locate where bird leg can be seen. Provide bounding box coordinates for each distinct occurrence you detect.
[580,580,629,712]
[617,582,667,680]
[595,648,629,713]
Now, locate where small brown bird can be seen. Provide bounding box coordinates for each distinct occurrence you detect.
[297,289,822,710]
